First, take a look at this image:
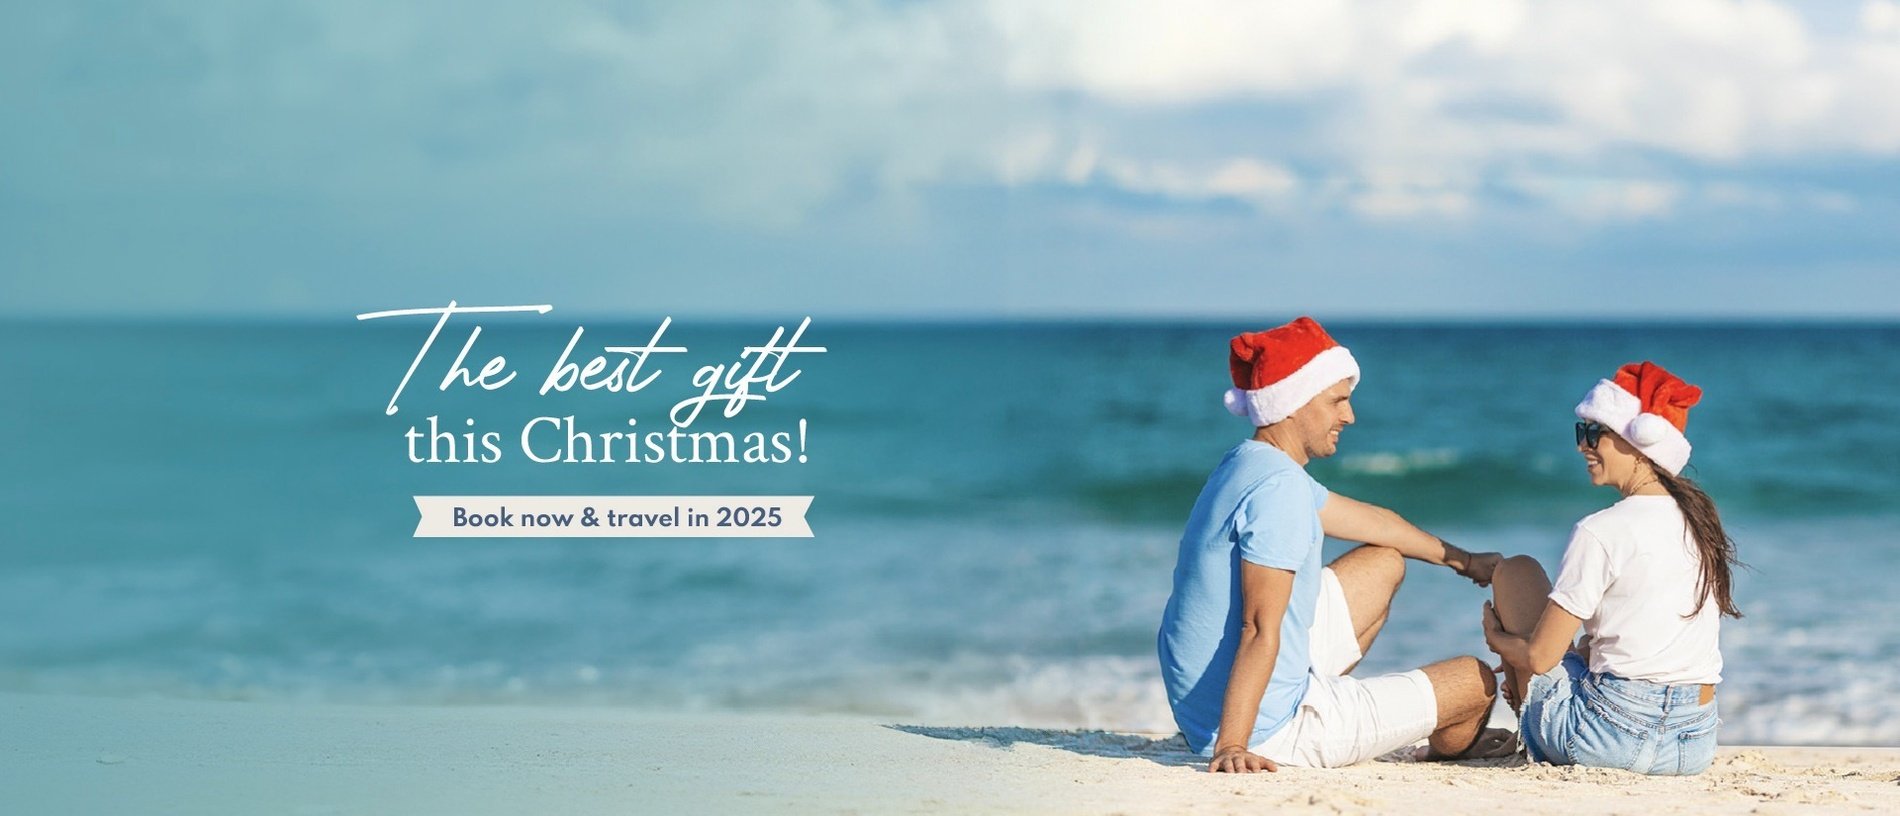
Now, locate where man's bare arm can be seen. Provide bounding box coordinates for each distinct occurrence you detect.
[1318,491,1500,586]
[1209,561,1294,774]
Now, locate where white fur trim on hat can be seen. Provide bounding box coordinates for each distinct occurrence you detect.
[1574,379,1692,475]
[1225,345,1360,427]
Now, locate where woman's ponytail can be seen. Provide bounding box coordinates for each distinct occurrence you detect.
[1652,465,1744,619]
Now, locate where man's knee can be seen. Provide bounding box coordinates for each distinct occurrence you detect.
[1351,544,1405,585]
[1423,655,1496,723]
[1443,655,1494,690]
[1470,655,1497,697]
[1378,544,1405,573]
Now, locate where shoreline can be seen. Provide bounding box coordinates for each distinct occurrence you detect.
[6,691,1898,814]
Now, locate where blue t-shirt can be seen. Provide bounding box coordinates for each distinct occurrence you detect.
[1156,440,1330,756]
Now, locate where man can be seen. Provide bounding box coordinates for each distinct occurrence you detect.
[1157,316,1511,773]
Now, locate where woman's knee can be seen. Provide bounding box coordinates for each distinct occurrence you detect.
[1497,554,1547,585]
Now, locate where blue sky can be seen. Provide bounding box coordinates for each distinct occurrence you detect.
[4,0,1899,319]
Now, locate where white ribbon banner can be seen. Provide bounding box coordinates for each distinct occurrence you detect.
[413,496,814,538]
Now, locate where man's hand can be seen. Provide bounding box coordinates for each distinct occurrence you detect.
[1436,539,1500,587]
[1209,746,1279,774]
[1456,551,1502,587]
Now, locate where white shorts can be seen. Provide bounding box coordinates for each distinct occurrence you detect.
[1248,567,1440,768]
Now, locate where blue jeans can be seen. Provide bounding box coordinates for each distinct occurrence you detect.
[1519,653,1720,776]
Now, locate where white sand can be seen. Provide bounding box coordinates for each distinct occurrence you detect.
[4,692,1896,815]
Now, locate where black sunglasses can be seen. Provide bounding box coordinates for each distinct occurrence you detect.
[1575,421,1606,449]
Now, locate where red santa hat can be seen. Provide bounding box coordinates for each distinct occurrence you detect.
[1223,317,1360,426]
[1575,361,1702,476]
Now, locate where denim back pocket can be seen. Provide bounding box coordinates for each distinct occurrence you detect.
[1673,714,1721,776]
[1569,677,1657,771]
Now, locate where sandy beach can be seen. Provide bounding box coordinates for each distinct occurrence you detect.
[5,692,1895,815]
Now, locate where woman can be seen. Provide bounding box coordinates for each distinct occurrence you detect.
[1482,361,1741,775]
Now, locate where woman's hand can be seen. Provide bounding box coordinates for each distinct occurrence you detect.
[1490,599,1586,679]
[1208,746,1279,774]
[1481,601,1522,660]
[1480,601,1529,708]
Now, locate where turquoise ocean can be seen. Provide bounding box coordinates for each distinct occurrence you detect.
[3,319,1897,745]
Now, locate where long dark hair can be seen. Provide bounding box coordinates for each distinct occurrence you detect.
[1650,463,1744,619]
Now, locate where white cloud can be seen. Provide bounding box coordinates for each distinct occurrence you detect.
[1864,1,1900,35]
[1062,144,1100,186]
[985,0,1360,103]
[1349,186,1473,219]
[969,0,1900,221]
[990,136,1302,211]
[1805,189,1859,212]
[1103,155,1299,206]
[1703,181,1784,210]
[11,0,1898,229]
[1204,159,1301,202]
[1505,177,1682,221]
[982,0,1894,162]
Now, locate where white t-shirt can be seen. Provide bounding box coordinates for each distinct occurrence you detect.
[1548,495,1723,685]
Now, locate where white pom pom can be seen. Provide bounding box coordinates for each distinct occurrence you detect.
[1224,388,1251,417]
[1627,413,1672,446]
